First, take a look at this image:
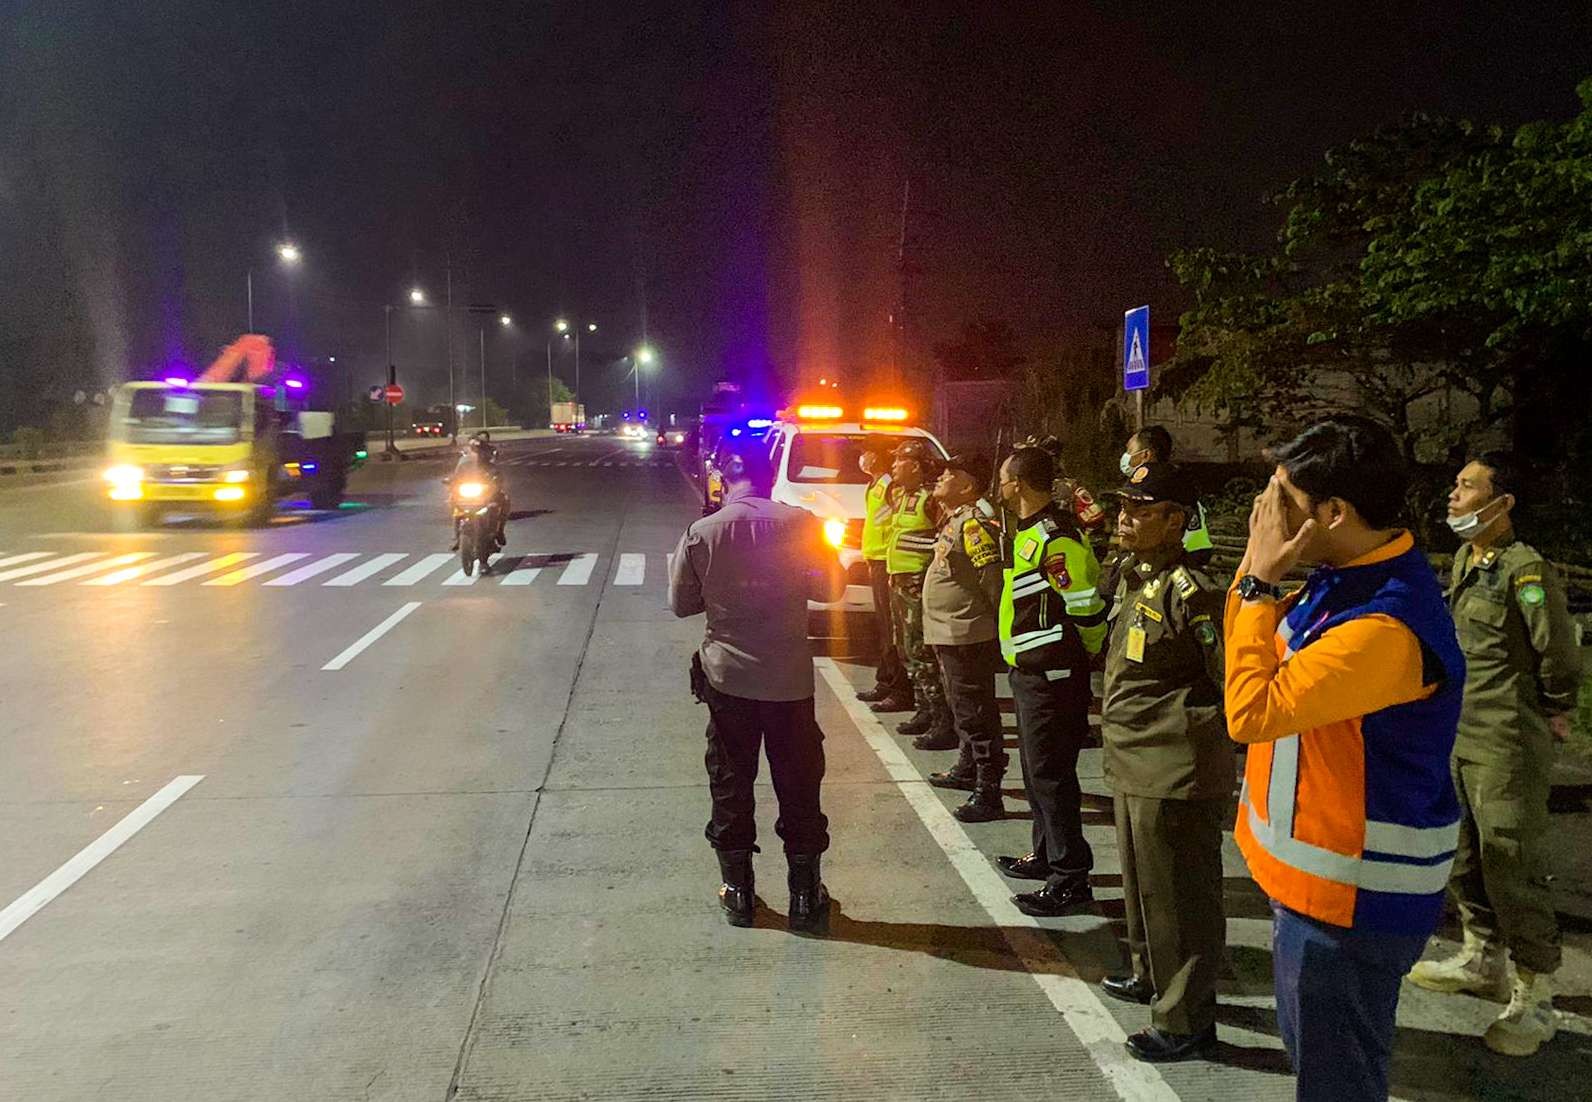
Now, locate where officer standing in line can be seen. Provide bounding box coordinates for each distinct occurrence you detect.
[994,446,1110,916]
[1118,425,1213,563]
[875,439,951,744]
[921,453,1008,820]
[1096,463,1231,1063]
[1021,433,1108,540]
[1408,451,1582,1056]
[856,439,912,707]
[668,445,847,933]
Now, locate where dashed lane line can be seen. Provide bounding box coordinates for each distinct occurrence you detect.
[321,601,422,670]
[613,552,645,585]
[557,553,598,586]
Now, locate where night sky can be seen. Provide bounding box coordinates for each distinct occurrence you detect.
[2,1,1590,425]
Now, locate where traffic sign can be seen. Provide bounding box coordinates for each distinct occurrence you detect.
[384,383,405,405]
[367,385,386,402]
[1123,305,1150,392]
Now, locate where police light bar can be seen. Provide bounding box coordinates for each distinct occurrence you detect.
[862,406,909,422]
[796,404,844,420]
[746,418,774,429]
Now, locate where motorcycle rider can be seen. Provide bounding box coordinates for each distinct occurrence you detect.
[449,432,509,550]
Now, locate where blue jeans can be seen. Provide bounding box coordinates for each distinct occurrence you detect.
[1271,902,1427,1102]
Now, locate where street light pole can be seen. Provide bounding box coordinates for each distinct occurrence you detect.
[247,270,254,331]
[446,265,456,445]
[383,305,400,460]
[478,325,488,432]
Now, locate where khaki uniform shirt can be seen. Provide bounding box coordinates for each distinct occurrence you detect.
[1101,547,1232,800]
[1449,533,1582,766]
[923,499,1003,646]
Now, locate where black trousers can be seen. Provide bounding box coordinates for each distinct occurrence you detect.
[934,640,1007,787]
[867,559,909,694]
[704,688,830,856]
[1008,666,1094,890]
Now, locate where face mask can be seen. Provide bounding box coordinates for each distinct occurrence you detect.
[1447,497,1500,540]
[1118,451,1136,476]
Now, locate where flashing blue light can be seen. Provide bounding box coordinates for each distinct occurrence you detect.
[302,461,319,473]
[746,418,773,429]
[638,408,648,420]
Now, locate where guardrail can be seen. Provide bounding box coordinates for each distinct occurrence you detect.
[0,456,95,480]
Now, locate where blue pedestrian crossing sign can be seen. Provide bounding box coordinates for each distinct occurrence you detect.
[1123,305,1150,392]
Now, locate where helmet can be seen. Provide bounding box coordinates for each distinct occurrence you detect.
[893,438,943,471]
[468,433,495,463]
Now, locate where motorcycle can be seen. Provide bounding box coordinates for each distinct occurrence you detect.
[449,476,504,576]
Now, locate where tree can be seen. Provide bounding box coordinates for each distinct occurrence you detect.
[525,377,575,427]
[1166,79,1592,489]
[932,319,1027,381]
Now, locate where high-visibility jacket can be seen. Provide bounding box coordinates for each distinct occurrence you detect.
[1183,500,1213,555]
[886,486,937,575]
[1225,533,1465,935]
[862,474,894,562]
[999,503,1108,670]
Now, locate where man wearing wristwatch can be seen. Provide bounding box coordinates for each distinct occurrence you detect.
[1224,416,1464,1102]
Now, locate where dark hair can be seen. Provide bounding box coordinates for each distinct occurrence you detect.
[1470,450,1523,502]
[722,446,775,495]
[1265,416,1407,528]
[1134,424,1174,461]
[1006,446,1055,492]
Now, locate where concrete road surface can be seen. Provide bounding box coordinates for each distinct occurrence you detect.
[1,433,1587,1100]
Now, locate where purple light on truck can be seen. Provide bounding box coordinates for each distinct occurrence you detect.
[284,378,305,389]
[163,376,189,387]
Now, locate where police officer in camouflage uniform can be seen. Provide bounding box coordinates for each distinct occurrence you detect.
[1408,452,1583,1056]
[1095,463,1231,1063]
[877,439,950,742]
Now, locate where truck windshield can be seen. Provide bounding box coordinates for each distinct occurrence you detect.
[788,434,875,484]
[123,389,245,445]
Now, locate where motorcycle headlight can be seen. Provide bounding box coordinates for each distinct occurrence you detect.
[457,481,486,500]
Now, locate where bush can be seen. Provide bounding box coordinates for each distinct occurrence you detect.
[11,426,44,458]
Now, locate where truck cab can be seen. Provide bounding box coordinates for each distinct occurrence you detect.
[103,381,366,527]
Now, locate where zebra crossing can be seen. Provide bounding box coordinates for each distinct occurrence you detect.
[0,549,663,590]
[504,455,678,469]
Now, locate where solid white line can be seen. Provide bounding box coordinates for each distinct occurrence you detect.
[322,601,422,670]
[264,552,360,586]
[323,552,406,586]
[383,552,454,586]
[499,555,543,586]
[142,552,258,586]
[0,552,54,571]
[203,552,310,586]
[17,552,155,586]
[614,552,645,585]
[815,658,1179,1102]
[0,552,103,584]
[557,553,597,586]
[0,775,204,944]
[83,551,207,586]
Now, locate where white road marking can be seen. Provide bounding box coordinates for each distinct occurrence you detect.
[18,553,153,586]
[264,552,360,586]
[323,552,406,586]
[0,552,103,584]
[614,553,645,585]
[499,555,543,586]
[83,552,207,586]
[0,552,54,570]
[203,552,310,586]
[442,564,481,585]
[557,553,598,586]
[815,658,1179,1102]
[142,552,258,586]
[0,775,204,944]
[383,552,454,586]
[321,601,422,670]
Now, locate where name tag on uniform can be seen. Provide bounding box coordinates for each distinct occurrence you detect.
[1125,625,1147,663]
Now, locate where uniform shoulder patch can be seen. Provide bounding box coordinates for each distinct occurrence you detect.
[962,517,999,567]
[1173,566,1198,599]
[1194,620,1218,646]
[1042,553,1071,590]
[1518,583,1547,607]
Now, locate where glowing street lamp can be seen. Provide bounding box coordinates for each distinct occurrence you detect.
[499,314,512,327]
[409,287,426,305]
[276,242,302,264]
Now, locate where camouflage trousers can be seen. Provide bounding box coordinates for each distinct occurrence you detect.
[888,572,945,710]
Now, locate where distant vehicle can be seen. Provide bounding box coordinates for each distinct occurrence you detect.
[657,425,689,448]
[619,421,650,440]
[449,472,504,577]
[763,404,947,613]
[413,421,444,437]
[551,401,586,433]
[101,337,367,529]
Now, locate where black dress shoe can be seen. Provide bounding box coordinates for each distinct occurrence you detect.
[869,694,914,714]
[1012,883,1096,917]
[911,730,959,750]
[927,770,977,791]
[996,853,1048,881]
[1124,1025,1216,1063]
[856,685,890,703]
[952,788,1004,823]
[1101,974,1155,1005]
[897,710,934,736]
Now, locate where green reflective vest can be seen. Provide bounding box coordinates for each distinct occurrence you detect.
[862,474,894,561]
[1183,500,1213,554]
[886,486,937,574]
[1000,504,1108,670]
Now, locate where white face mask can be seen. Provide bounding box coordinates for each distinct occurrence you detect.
[1118,451,1137,476]
[1447,496,1501,540]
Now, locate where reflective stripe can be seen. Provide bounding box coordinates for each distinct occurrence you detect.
[1010,627,1068,653]
[1010,574,1050,598]
[1044,668,1072,682]
[1269,735,1301,839]
[1008,624,1068,645]
[1363,819,1460,860]
[1062,587,1099,606]
[1276,616,1296,650]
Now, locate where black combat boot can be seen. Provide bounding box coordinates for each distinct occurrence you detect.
[868,691,914,714]
[897,690,934,736]
[716,849,755,928]
[927,743,977,790]
[787,854,831,934]
[952,787,1004,823]
[912,703,958,750]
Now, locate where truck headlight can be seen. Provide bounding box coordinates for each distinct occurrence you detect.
[823,519,846,548]
[213,486,246,501]
[104,465,144,500]
[222,468,251,483]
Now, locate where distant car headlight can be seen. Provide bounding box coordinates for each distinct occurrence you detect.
[823,518,846,548]
[457,481,486,500]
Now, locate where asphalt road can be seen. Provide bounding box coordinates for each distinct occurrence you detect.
[1,434,1586,1100]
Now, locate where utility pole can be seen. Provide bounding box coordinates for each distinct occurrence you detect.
[446,263,456,445]
[892,177,911,389]
[479,325,488,431]
[247,270,254,331]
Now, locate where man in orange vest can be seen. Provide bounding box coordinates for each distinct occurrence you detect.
[1225,417,1465,1102]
